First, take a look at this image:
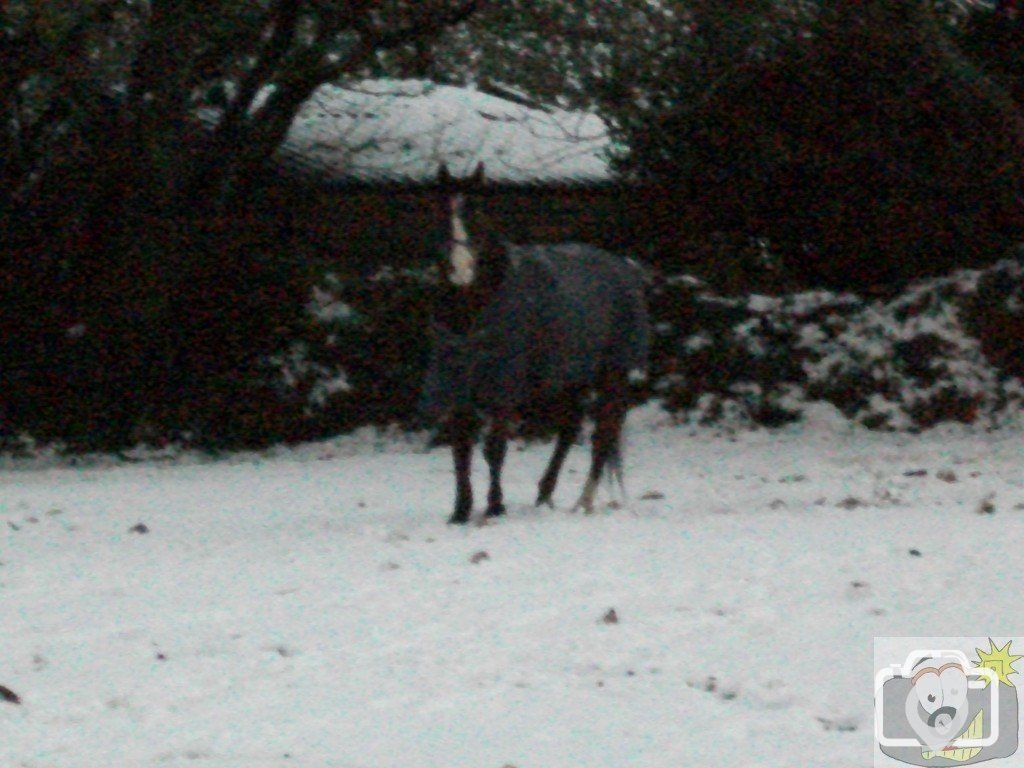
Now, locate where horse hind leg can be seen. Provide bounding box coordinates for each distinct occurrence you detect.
[536,389,585,508]
[605,443,627,503]
[574,370,628,514]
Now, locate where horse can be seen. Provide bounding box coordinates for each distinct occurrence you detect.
[420,163,650,524]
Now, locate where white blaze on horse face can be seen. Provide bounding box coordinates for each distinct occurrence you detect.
[448,194,476,286]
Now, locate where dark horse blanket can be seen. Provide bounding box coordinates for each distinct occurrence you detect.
[420,243,649,420]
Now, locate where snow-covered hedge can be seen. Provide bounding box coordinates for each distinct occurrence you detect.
[7,253,1024,455]
[268,266,436,436]
[279,255,1024,435]
[650,257,1024,430]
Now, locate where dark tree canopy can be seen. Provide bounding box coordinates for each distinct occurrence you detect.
[614,1,1024,288]
[0,0,482,449]
[4,0,1024,449]
[390,1,1024,289]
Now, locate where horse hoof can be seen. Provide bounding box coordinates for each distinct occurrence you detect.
[485,504,506,518]
[535,493,554,508]
[571,497,596,514]
[448,512,471,525]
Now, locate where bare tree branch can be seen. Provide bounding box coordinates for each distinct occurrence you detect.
[198,0,484,200]
[318,0,486,81]
[218,0,303,136]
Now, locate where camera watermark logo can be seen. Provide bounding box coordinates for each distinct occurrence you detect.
[875,639,1021,765]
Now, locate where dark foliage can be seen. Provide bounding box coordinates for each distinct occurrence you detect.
[957,2,1024,106]
[313,268,436,434]
[1,205,311,451]
[647,273,805,427]
[0,1,482,452]
[649,257,1024,430]
[961,259,1024,383]
[622,2,1024,291]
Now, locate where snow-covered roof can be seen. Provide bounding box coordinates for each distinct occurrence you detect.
[275,79,612,185]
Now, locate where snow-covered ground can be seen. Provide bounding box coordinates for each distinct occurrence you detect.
[3,403,1024,767]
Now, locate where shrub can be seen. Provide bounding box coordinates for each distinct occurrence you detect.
[654,257,1024,430]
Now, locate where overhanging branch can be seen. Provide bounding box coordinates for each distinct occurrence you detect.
[190,0,485,202]
[318,0,486,81]
[216,0,302,140]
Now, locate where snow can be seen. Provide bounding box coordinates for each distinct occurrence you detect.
[276,79,611,184]
[647,258,1024,431]
[3,404,1023,767]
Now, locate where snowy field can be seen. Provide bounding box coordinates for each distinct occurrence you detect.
[3,403,1024,767]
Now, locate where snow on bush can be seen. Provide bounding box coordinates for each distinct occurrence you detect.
[265,255,1024,438]
[267,267,436,434]
[267,274,354,415]
[654,257,1024,430]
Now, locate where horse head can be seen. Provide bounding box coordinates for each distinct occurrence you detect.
[432,162,508,336]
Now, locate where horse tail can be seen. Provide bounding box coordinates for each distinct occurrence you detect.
[605,436,627,500]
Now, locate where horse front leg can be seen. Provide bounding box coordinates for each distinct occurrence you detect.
[449,410,478,524]
[483,414,511,517]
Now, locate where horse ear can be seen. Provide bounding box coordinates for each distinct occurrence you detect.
[471,161,486,186]
[438,163,452,186]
